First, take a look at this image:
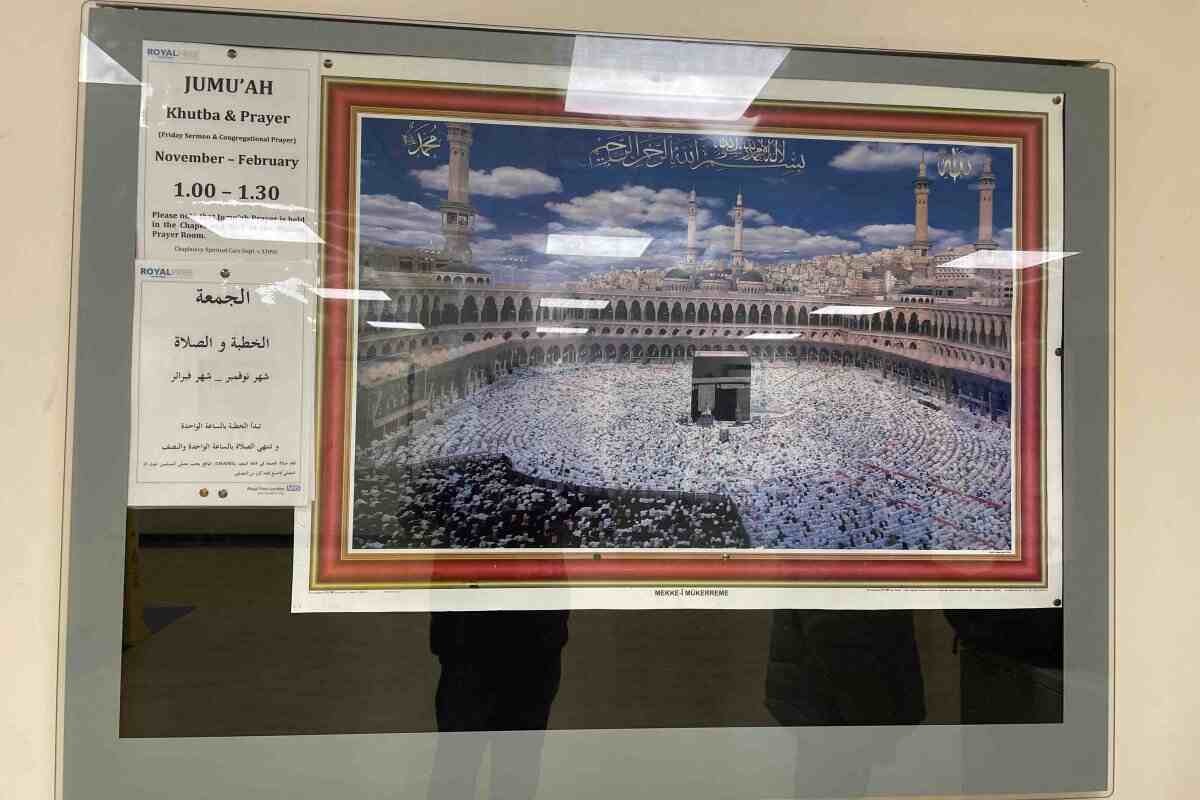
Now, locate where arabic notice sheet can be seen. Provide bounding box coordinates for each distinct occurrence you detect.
[128,260,313,506]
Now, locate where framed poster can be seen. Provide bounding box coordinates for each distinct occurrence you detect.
[67,8,1110,799]
[294,47,1064,612]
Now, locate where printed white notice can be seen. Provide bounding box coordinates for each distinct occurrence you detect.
[129,260,313,506]
[138,42,320,263]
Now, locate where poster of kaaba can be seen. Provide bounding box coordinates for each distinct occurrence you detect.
[293,51,1064,612]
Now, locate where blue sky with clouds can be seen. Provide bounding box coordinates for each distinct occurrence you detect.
[358,116,1013,285]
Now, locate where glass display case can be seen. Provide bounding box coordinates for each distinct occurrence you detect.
[67,5,1111,798]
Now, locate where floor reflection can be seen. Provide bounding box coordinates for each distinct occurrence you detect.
[428,611,569,800]
[766,610,924,797]
[946,609,1063,723]
[120,537,1062,743]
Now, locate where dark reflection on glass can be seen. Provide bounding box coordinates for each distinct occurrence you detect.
[118,518,1063,741]
[766,610,925,726]
[946,609,1063,724]
[427,611,569,800]
[766,610,924,797]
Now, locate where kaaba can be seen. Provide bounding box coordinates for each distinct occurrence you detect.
[691,352,751,423]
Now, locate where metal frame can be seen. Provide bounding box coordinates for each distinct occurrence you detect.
[64,4,1111,797]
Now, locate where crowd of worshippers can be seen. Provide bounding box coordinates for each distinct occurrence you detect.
[352,454,747,549]
[358,361,1012,551]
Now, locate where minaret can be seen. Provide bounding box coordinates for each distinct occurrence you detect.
[731,190,745,273]
[975,155,998,250]
[911,157,931,257]
[685,188,699,265]
[439,122,475,264]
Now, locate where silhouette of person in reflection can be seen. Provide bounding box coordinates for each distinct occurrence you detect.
[765,610,925,797]
[427,610,569,800]
[945,609,1063,723]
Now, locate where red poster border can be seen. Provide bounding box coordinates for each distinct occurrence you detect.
[314,80,1046,589]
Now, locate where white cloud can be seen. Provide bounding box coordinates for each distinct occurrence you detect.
[546,185,718,229]
[932,234,970,253]
[471,237,530,260]
[700,224,859,260]
[564,225,648,239]
[472,226,668,282]
[411,165,563,198]
[996,227,1014,248]
[854,222,954,247]
[357,194,493,248]
[830,142,938,172]
[733,207,774,225]
[474,225,650,262]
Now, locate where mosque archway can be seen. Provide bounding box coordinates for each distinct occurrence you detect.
[461,296,479,323]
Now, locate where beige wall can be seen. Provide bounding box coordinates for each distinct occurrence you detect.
[2,1,1196,797]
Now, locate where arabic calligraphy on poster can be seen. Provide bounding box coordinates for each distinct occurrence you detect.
[587,132,806,171]
[129,260,312,506]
